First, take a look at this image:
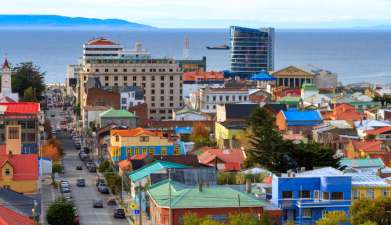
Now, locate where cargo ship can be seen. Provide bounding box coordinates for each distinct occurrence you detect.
[206,44,230,50]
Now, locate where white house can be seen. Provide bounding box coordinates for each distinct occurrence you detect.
[172,107,209,121]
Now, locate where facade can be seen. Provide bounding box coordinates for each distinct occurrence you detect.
[0,153,38,194]
[148,180,273,225]
[216,103,259,122]
[346,171,391,200]
[273,66,315,89]
[99,108,136,128]
[304,65,338,90]
[83,37,123,59]
[83,105,110,129]
[176,57,207,72]
[275,109,323,135]
[65,64,82,97]
[109,128,185,162]
[197,148,245,171]
[230,26,275,78]
[119,86,144,110]
[0,59,19,102]
[272,167,352,225]
[215,121,246,149]
[182,71,224,99]
[190,87,251,113]
[172,107,209,121]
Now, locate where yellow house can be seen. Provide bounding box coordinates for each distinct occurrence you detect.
[0,153,38,194]
[349,171,391,200]
[109,127,184,162]
[215,121,246,149]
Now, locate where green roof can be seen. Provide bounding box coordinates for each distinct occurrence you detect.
[100,108,134,118]
[340,158,385,168]
[278,96,302,104]
[302,82,318,91]
[148,180,265,209]
[175,107,201,115]
[129,161,189,182]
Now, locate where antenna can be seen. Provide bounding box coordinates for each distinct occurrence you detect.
[183,36,190,59]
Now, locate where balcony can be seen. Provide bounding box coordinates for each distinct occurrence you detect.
[280,199,351,209]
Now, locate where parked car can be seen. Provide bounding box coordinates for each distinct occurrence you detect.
[60,187,71,193]
[93,199,104,208]
[76,165,82,170]
[86,162,94,169]
[96,178,105,187]
[88,166,97,173]
[76,178,85,187]
[98,184,109,194]
[75,143,81,150]
[62,192,72,200]
[113,208,126,219]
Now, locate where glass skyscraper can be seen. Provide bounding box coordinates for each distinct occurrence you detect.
[230,26,274,78]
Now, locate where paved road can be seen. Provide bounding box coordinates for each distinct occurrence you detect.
[42,107,128,225]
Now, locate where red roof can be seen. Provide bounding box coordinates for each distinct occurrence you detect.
[111,127,161,137]
[87,38,118,45]
[0,154,38,180]
[183,71,224,82]
[0,102,40,115]
[366,126,391,135]
[283,89,301,97]
[332,103,362,121]
[118,159,131,170]
[130,153,149,160]
[198,149,245,171]
[352,140,383,153]
[0,205,34,225]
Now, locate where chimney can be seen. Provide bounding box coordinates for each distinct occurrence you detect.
[245,179,252,193]
[376,168,382,177]
[198,183,203,192]
[8,150,12,158]
[300,167,306,172]
[287,169,296,178]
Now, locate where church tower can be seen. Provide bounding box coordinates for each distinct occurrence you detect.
[1,59,12,96]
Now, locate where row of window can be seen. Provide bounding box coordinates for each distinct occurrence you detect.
[282,190,344,200]
[150,102,181,108]
[352,189,389,199]
[206,95,248,102]
[103,82,181,89]
[102,75,178,82]
[88,68,177,73]
[150,109,173,114]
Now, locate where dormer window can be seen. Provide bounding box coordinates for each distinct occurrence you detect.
[5,168,10,176]
[115,135,119,142]
[140,136,149,142]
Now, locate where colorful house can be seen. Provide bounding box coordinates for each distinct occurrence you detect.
[329,103,362,122]
[345,171,391,200]
[340,158,385,173]
[0,153,38,194]
[197,148,245,171]
[214,121,246,149]
[345,140,391,166]
[148,180,282,225]
[109,127,185,162]
[272,167,352,225]
[0,205,35,225]
[275,109,323,135]
[366,126,391,140]
[99,108,136,128]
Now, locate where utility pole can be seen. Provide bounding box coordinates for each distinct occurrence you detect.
[138,182,142,225]
[237,194,241,215]
[169,169,172,225]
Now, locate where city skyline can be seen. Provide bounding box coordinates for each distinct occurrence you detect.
[1,0,391,28]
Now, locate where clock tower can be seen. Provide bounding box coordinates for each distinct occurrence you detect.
[1,59,12,96]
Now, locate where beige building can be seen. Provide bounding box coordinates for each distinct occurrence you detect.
[80,58,183,120]
[272,65,315,88]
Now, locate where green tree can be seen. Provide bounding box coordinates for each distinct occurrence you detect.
[229,213,264,225]
[284,221,294,225]
[351,198,391,225]
[12,62,45,101]
[359,222,378,225]
[22,86,37,101]
[52,163,63,174]
[182,213,202,225]
[98,160,111,173]
[46,198,75,225]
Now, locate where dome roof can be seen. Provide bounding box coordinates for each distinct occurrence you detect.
[87,38,118,45]
[249,71,276,81]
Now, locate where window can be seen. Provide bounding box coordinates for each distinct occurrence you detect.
[134,147,140,155]
[170,76,173,80]
[322,192,330,200]
[366,189,375,199]
[142,76,146,81]
[314,190,320,200]
[142,69,146,72]
[382,189,389,197]
[302,209,312,218]
[300,190,310,199]
[132,69,136,72]
[213,96,216,102]
[152,76,155,81]
[123,69,127,72]
[161,90,164,94]
[161,147,167,155]
[114,69,118,72]
[121,98,127,104]
[174,148,180,155]
[27,133,35,142]
[126,148,132,156]
[115,135,119,142]
[5,168,10,176]
[169,83,173,88]
[170,96,174,101]
[133,76,137,81]
[124,76,128,81]
[160,76,164,81]
[151,90,155,94]
[331,192,344,200]
[140,136,149,142]
[95,69,99,72]
[353,190,360,199]
[105,76,109,81]
[114,76,118,81]
[105,68,109,72]
[160,83,164,88]
[142,147,147,154]
[160,96,164,101]
[225,96,229,101]
[282,191,293,199]
[8,127,19,139]
[149,147,155,155]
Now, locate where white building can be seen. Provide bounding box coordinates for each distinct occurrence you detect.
[182,71,225,99]
[189,87,251,113]
[172,107,209,121]
[304,65,338,90]
[83,105,110,129]
[0,59,19,102]
[83,38,123,59]
[66,64,82,97]
[119,86,145,110]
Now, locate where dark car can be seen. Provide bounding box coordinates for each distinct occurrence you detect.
[113,208,126,219]
[86,162,94,169]
[60,187,71,193]
[88,166,97,173]
[76,165,82,170]
[76,178,85,187]
[75,144,81,150]
[98,184,109,194]
[93,199,104,208]
[96,178,105,187]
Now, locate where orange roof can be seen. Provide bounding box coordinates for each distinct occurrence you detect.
[183,71,224,82]
[111,127,159,137]
[332,103,362,121]
[0,154,38,180]
[87,38,118,45]
[0,205,34,225]
[0,102,40,115]
[118,159,131,170]
[198,149,245,171]
[352,140,383,153]
[366,126,391,135]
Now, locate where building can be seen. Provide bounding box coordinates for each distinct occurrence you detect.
[345,140,391,166]
[273,66,315,89]
[0,205,35,225]
[176,57,207,72]
[197,148,245,171]
[99,108,136,128]
[354,120,391,138]
[230,26,274,78]
[0,59,19,102]
[65,64,82,98]
[215,120,247,149]
[83,105,110,129]
[303,65,338,91]
[83,37,123,59]
[346,171,391,200]
[275,109,323,135]
[119,86,144,110]
[182,71,224,99]
[172,107,209,121]
[366,126,391,140]
[272,167,352,225]
[0,188,41,218]
[0,153,38,194]
[340,158,385,173]
[327,103,362,123]
[148,180,275,225]
[109,128,185,162]
[79,38,183,120]
[300,83,331,108]
[216,103,259,122]
[0,102,41,154]
[190,87,251,113]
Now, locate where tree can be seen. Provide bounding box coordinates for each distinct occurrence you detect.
[22,86,37,101]
[191,122,209,142]
[52,163,63,174]
[229,213,265,225]
[351,198,391,225]
[12,62,45,101]
[359,222,378,225]
[98,160,111,173]
[182,213,203,225]
[46,198,75,225]
[315,211,348,225]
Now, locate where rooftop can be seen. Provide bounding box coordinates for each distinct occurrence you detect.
[340,158,385,169]
[129,161,189,182]
[346,172,391,188]
[294,167,347,177]
[249,71,276,81]
[0,205,34,225]
[224,103,259,120]
[148,180,265,209]
[100,108,135,118]
[0,154,38,180]
[282,109,323,124]
[111,127,158,137]
[183,71,224,82]
[86,37,119,46]
[0,102,40,115]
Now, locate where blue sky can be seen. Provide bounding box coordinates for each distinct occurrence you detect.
[1,0,391,28]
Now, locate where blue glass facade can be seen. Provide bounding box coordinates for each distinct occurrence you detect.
[230,26,274,78]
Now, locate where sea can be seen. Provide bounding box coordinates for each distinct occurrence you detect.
[0,28,391,85]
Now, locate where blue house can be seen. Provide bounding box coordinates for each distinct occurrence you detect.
[276,108,323,136]
[272,167,351,225]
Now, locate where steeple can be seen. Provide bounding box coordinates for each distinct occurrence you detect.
[2,58,10,70]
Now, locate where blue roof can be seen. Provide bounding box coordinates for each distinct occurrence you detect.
[174,127,192,135]
[282,109,323,126]
[249,71,276,81]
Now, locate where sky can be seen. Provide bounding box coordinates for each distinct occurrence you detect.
[1,0,391,28]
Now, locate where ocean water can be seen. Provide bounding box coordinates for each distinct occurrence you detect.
[0,28,390,85]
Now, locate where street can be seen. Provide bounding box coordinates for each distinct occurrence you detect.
[42,107,128,225]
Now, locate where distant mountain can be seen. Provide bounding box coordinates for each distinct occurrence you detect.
[0,15,153,29]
